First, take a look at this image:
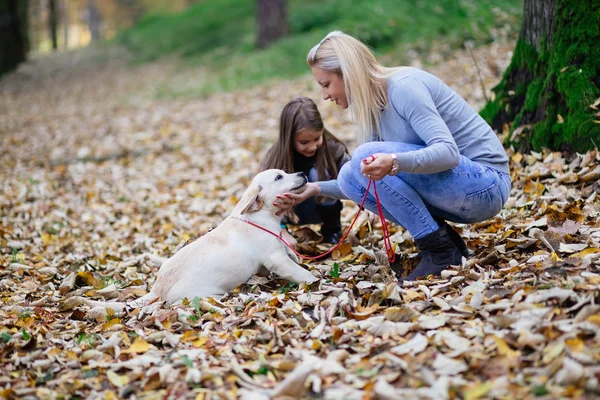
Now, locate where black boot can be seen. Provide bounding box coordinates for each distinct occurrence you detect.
[433,217,473,258]
[317,201,343,244]
[403,225,464,281]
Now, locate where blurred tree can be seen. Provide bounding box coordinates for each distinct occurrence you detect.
[482,0,600,153]
[48,0,58,49]
[60,0,68,48]
[0,0,28,75]
[257,0,288,48]
[86,0,102,41]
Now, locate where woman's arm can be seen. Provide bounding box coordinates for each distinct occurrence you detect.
[388,77,460,173]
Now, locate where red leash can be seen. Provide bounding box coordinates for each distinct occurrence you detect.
[236,179,396,263]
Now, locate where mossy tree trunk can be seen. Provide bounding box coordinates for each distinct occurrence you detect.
[481,0,600,153]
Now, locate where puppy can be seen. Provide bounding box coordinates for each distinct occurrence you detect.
[66,169,318,313]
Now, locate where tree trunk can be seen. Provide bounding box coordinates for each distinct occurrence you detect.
[48,0,58,50]
[61,0,68,48]
[481,0,600,153]
[0,0,28,75]
[86,0,102,41]
[256,0,288,49]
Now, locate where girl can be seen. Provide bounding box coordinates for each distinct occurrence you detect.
[260,96,350,247]
[275,32,511,281]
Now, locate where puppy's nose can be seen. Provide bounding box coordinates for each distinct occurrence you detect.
[296,172,307,182]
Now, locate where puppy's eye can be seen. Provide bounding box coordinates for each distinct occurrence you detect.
[274,174,283,181]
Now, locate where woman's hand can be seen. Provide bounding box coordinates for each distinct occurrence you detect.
[360,153,394,180]
[273,182,320,216]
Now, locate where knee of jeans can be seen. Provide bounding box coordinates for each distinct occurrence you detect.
[351,142,382,169]
[338,163,361,201]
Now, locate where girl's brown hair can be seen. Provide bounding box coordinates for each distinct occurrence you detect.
[260,96,346,182]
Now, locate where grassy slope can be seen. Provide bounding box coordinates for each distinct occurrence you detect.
[117,0,522,97]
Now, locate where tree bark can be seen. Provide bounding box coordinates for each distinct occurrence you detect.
[61,0,68,48]
[86,0,102,41]
[0,0,28,75]
[481,0,600,153]
[256,0,288,49]
[48,0,58,50]
[521,0,554,52]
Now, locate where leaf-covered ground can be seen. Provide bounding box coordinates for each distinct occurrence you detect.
[1,39,599,400]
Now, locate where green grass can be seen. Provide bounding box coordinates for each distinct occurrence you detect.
[116,0,523,97]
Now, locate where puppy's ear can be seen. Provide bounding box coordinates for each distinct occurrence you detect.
[240,184,264,214]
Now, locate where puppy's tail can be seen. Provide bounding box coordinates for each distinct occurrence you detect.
[60,292,159,314]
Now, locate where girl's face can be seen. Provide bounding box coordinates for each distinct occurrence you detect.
[294,129,323,158]
[311,66,348,109]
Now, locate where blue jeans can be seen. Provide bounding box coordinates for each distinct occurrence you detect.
[338,142,511,239]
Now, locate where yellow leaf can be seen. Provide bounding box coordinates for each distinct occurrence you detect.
[104,390,119,400]
[126,337,150,354]
[47,348,62,356]
[181,331,199,342]
[160,125,171,138]
[565,338,584,352]
[332,242,353,259]
[511,152,523,164]
[464,382,491,400]
[192,337,208,348]
[523,181,544,195]
[586,315,600,326]
[542,341,565,364]
[15,317,35,328]
[557,114,564,124]
[76,271,101,288]
[494,336,519,357]
[572,247,600,258]
[584,275,600,284]
[106,370,129,387]
[41,233,57,245]
[403,290,424,302]
[102,318,122,331]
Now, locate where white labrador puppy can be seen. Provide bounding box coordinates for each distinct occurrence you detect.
[66,169,318,312]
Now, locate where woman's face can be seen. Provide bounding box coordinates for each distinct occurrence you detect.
[311,66,348,109]
[294,129,323,158]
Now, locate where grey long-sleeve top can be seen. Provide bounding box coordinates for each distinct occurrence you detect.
[318,67,509,199]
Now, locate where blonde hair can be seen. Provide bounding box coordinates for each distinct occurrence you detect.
[307,31,403,143]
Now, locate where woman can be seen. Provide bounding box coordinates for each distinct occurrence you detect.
[275,31,511,281]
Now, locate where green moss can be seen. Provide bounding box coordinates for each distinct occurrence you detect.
[485,0,600,153]
[480,98,501,125]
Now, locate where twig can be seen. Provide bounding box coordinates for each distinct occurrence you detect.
[465,41,489,103]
